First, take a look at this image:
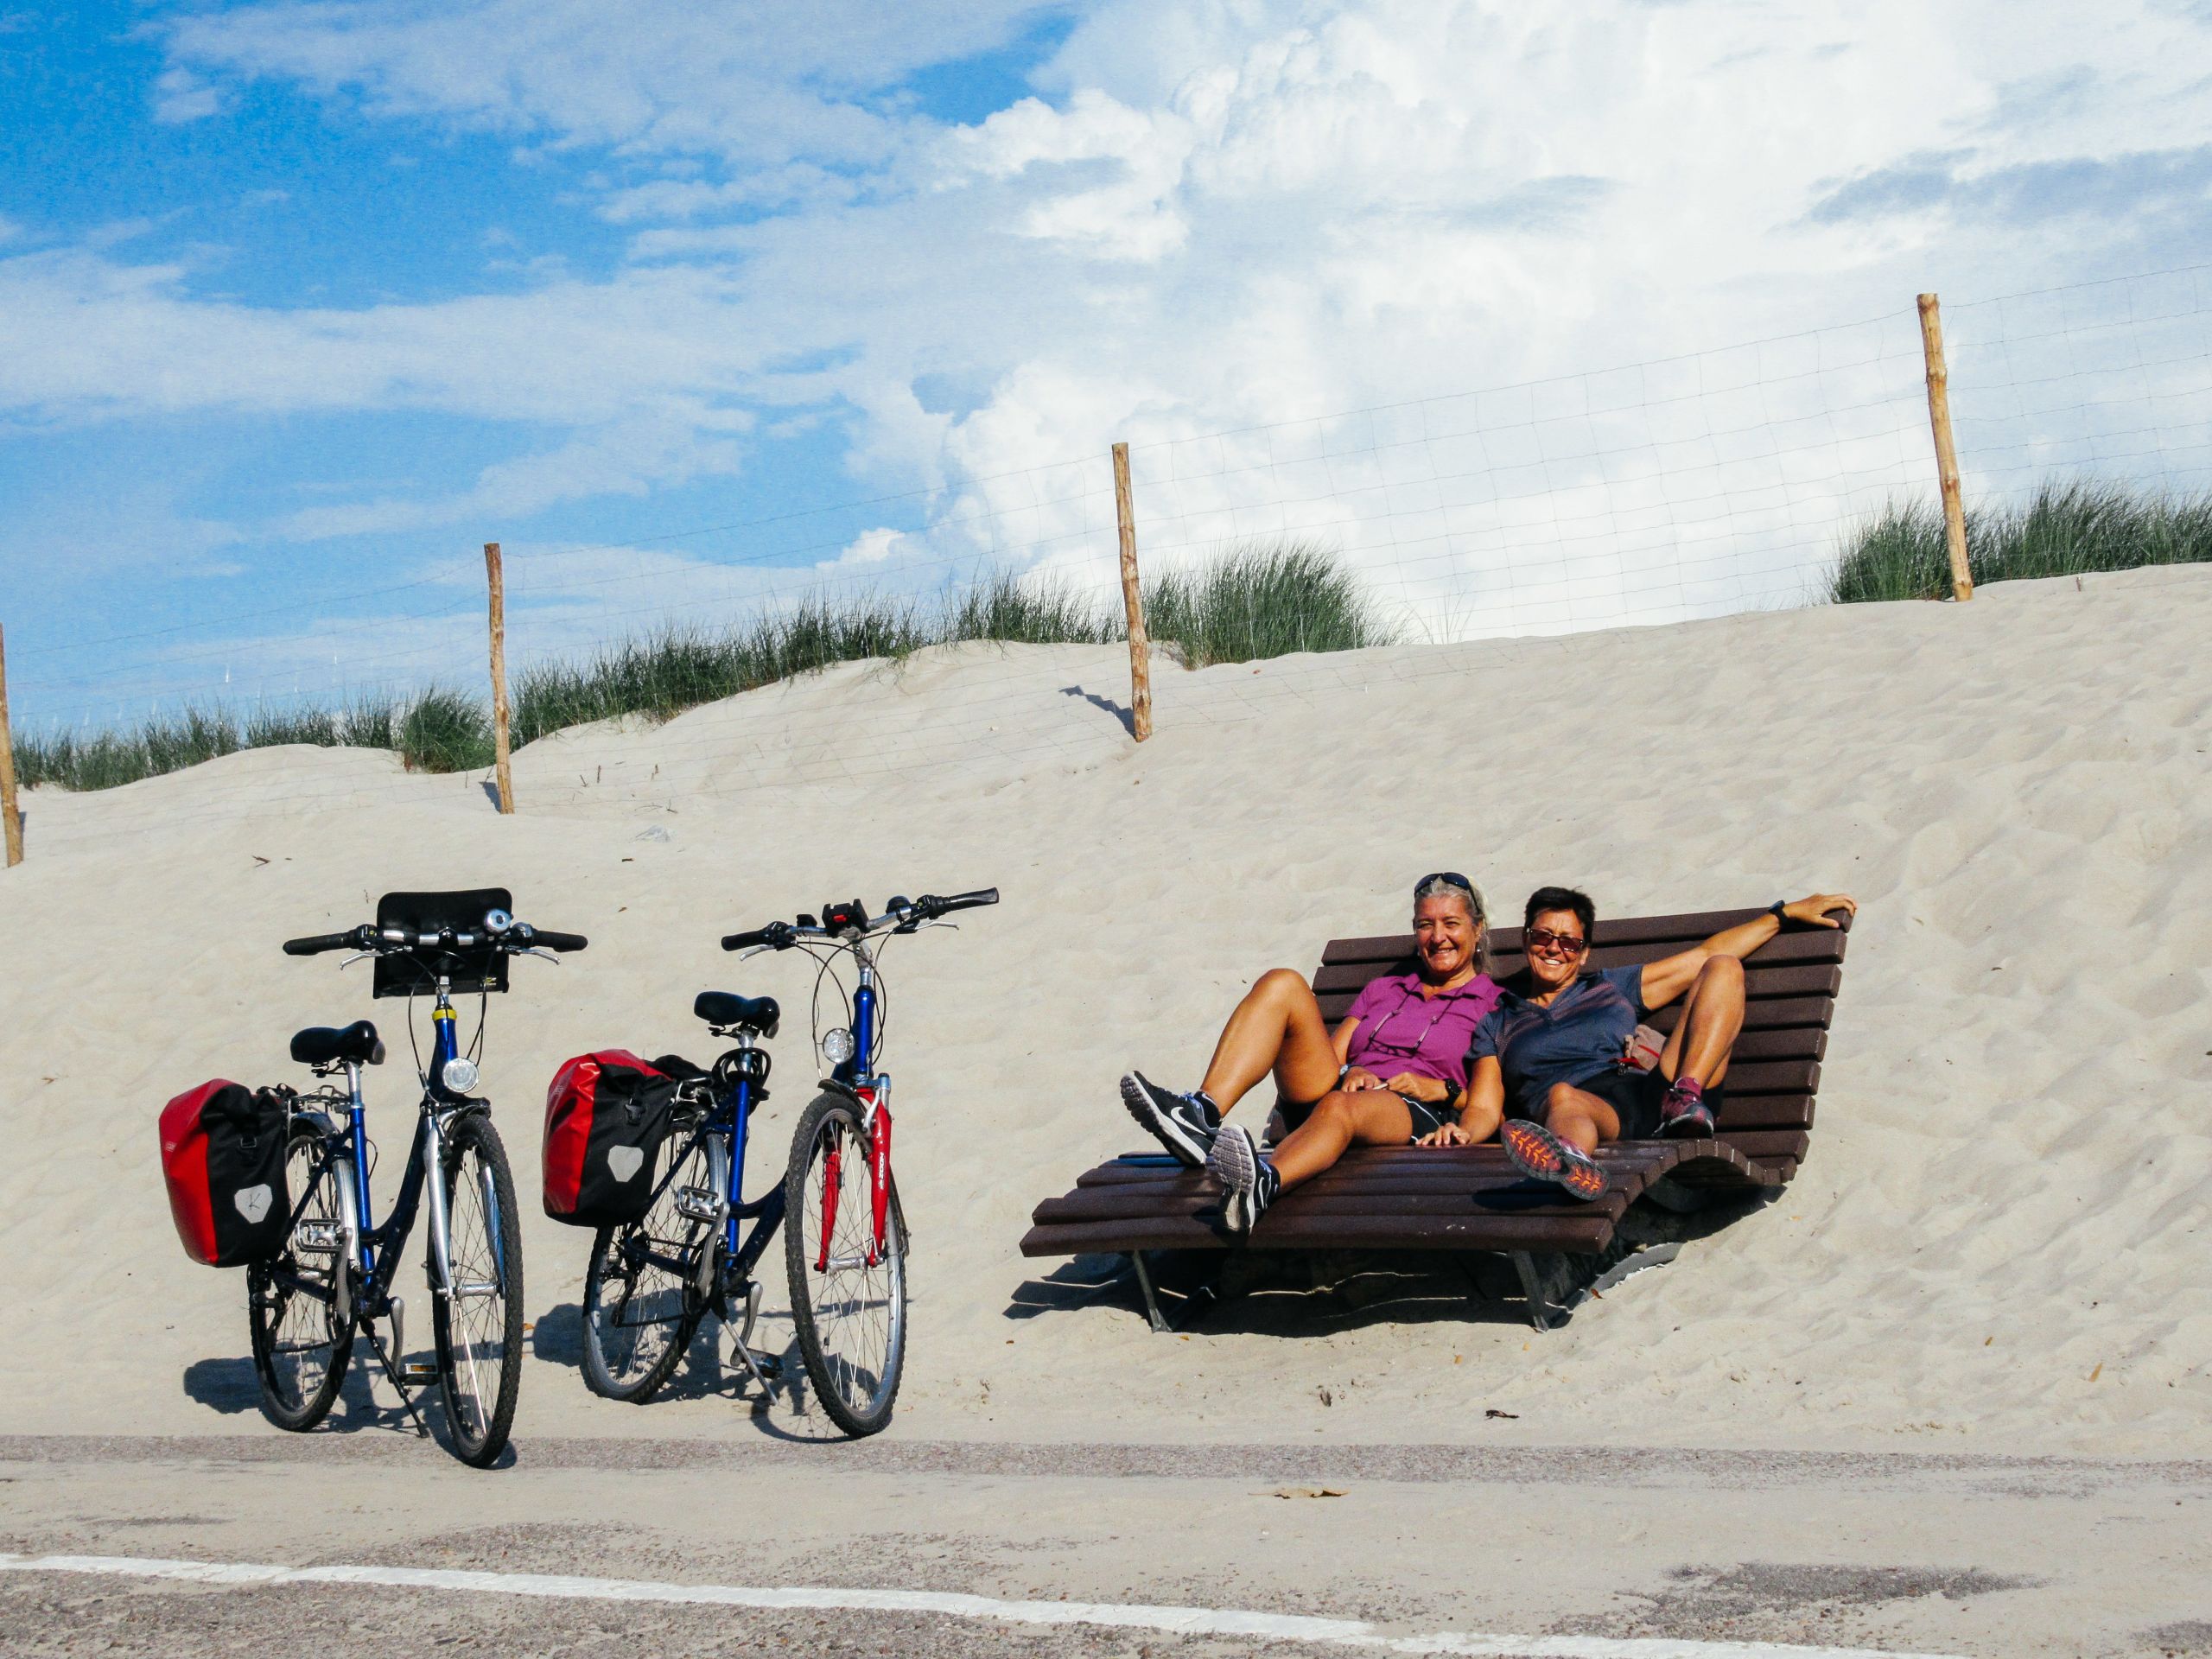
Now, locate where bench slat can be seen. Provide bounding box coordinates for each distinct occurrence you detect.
[1714,1094,1814,1129]
[1713,1129,1810,1160]
[1073,1146,1677,1188]
[1647,997,1835,1034]
[1313,962,1840,1020]
[1033,1187,1636,1226]
[1325,927,1848,976]
[1018,1212,1618,1258]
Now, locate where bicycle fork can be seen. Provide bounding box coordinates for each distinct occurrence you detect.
[817,1077,893,1271]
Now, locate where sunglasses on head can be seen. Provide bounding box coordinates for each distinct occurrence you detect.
[1524,926,1588,956]
[1416,871,1476,900]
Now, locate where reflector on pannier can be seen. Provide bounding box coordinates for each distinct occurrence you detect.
[159,1080,290,1267]
[543,1052,680,1227]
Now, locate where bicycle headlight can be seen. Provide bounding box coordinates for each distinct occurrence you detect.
[442,1056,480,1094]
[821,1027,856,1065]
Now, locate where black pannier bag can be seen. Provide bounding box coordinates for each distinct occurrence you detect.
[543,1052,679,1227]
[159,1081,291,1267]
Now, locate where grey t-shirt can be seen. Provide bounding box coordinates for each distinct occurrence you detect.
[1466,966,1646,1119]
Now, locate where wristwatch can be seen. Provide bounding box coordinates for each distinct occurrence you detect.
[1769,899,1789,923]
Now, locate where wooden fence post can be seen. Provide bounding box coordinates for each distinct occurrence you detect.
[1916,293,1974,601]
[1111,442,1154,741]
[0,622,22,867]
[484,542,516,814]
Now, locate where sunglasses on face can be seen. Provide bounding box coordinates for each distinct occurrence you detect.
[1524,927,1587,956]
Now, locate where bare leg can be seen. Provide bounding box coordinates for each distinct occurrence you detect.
[1659,956,1745,1086]
[1542,1081,1623,1156]
[1269,1090,1414,1189]
[1196,968,1343,1113]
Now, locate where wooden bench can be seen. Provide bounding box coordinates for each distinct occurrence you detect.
[1020,907,1850,1330]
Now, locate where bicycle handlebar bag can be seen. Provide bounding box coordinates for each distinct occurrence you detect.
[159,1081,290,1267]
[543,1051,679,1227]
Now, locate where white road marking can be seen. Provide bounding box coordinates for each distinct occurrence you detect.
[0,1552,1970,1659]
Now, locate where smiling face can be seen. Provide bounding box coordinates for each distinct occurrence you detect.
[1412,891,1482,983]
[1522,906,1591,993]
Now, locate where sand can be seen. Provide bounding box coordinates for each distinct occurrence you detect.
[2,564,2207,1457]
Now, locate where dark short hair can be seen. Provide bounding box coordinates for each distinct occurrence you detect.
[1523,886,1596,944]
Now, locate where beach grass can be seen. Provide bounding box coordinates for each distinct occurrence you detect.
[14,541,1389,791]
[1833,480,2212,602]
[1143,537,1395,667]
[12,687,492,791]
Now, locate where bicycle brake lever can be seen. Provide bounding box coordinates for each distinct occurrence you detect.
[340,950,373,969]
[740,944,774,961]
[518,947,560,964]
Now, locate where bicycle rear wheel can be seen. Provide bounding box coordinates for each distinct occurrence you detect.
[582,1133,715,1402]
[431,1112,524,1467]
[248,1122,354,1431]
[785,1091,906,1438]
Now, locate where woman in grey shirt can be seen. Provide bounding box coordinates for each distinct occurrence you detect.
[1425,884,1855,1199]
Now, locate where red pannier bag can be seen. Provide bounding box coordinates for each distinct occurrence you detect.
[543,1052,679,1227]
[159,1081,291,1267]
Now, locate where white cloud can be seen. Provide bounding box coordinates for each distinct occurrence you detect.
[162,0,1062,166]
[152,67,226,123]
[9,0,2212,622]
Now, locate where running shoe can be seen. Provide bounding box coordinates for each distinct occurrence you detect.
[1500,1118,1607,1203]
[1205,1122,1279,1236]
[1657,1077,1714,1138]
[1120,1071,1220,1167]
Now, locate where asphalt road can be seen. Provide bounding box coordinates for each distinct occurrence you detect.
[3,1433,2209,1657]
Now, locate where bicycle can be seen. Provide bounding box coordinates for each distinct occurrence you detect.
[578,886,998,1438]
[257,887,586,1467]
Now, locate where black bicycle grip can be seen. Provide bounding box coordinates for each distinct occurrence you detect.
[282,931,353,956]
[721,926,775,951]
[932,887,999,914]
[528,929,588,952]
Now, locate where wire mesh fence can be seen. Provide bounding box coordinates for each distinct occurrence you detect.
[4,263,2210,851]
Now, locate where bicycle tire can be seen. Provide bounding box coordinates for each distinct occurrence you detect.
[784,1091,906,1439]
[581,1134,716,1403]
[248,1121,355,1432]
[430,1112,524,1467]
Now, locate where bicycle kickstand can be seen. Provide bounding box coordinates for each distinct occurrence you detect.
[363,1301,432,1439]
[730,1280,784,1396]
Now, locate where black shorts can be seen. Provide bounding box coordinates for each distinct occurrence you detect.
[1564,1066,1726,1141]
[1278,1092,1448,1144]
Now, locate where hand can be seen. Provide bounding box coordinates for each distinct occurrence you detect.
[1783,893,1858,928]
[1418,1119,1478,1147]
[1341,1067,1385,1092]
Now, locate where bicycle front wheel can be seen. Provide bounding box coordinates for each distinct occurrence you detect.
[248,1122,354,1431]
[785,1092,906,1438]
[582,1133,715,1403]
[431,1112,524,1467]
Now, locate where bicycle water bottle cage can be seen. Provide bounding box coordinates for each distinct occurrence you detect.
[713,1047,772,1090]
[820,899,868,937]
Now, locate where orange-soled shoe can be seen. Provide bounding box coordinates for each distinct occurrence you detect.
[1502,1118,1607,1203]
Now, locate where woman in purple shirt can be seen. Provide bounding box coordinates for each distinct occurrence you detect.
[1120,874,1503,1235]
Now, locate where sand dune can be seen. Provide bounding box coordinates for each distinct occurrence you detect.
[3,565,2207,1455]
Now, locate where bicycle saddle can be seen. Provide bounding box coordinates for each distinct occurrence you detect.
[290,1020,385,1067]
[693,992,779,1038]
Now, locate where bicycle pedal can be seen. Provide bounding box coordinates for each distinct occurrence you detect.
[742,1350,784,1381]
[397,1362,440,1386]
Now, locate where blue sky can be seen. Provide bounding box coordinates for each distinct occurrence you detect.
[4,1,2210,727]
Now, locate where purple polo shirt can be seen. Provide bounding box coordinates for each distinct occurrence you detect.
[1342,971,1503,1092]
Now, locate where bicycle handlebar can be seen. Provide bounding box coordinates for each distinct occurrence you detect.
[721,887,998,951]
[283,927,370,957]
[518,927,589,952]
[281,920,587,957]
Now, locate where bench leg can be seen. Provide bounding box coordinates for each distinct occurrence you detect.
[1128,1250,1173,1334]
[1510,1250,1573,1332]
